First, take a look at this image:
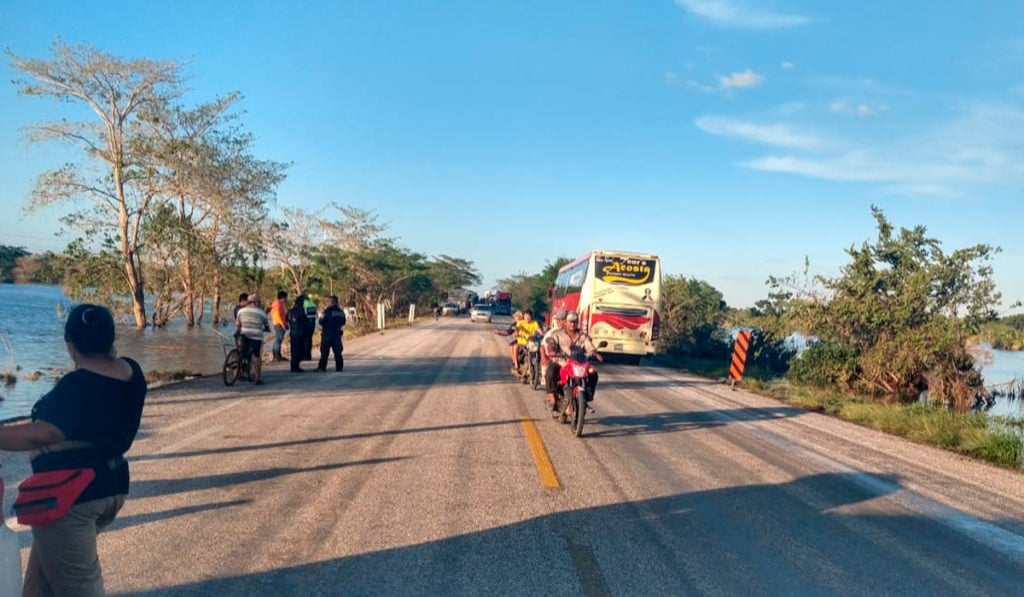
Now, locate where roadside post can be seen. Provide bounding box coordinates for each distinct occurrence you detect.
[726,329,752,389]
[408,304,416,323]
[377,302,386,334]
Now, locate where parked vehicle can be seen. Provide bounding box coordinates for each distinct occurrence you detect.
[442,302,461,316]
[469,303,493,323]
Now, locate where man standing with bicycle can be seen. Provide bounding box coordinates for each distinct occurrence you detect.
[235,294,270,385]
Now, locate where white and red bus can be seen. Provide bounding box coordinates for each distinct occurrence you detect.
[549,250,662,364]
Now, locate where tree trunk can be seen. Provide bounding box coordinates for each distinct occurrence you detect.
[115,165,147,329]
[210,216,222,326]
[211,272,223,326]
[182,248,195,326]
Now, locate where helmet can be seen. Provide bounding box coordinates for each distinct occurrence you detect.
[566,312,579,322]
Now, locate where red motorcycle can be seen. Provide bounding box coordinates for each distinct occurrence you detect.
[551,346,601,437]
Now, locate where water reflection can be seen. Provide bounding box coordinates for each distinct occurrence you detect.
[0,284,232,421]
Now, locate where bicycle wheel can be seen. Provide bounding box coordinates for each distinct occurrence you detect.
[571,391,586,437]
[240,354,254,382]
[223,349,240,386]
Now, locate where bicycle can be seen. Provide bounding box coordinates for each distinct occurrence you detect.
[223,336,256,386]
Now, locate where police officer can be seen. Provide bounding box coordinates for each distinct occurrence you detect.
[287,296,308,372]
[317,295,346,372]
[303,294,317,361]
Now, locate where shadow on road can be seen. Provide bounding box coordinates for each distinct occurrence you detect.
[584,407,806,438]
[113,471,1024,596]
[130,419,524,463]
[130,457,407,499]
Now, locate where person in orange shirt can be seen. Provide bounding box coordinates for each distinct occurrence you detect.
[269,290,289,362]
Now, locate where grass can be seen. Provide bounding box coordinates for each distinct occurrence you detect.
[145,369,203,384]
[727,375,1024,470]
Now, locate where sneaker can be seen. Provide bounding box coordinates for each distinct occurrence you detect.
[254,379,265,385]
[291,368,305,373]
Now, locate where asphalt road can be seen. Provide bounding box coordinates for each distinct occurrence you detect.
[2,315,1022,596]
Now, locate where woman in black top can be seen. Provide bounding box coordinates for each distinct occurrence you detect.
[0,303,147,596]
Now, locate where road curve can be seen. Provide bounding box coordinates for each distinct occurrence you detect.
[1,315,1021,596]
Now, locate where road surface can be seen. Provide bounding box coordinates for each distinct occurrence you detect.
[2,315,1022,595]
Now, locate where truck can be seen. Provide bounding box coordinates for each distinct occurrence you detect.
[491,290,512,315]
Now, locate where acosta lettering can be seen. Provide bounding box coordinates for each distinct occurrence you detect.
[597,257,655,285]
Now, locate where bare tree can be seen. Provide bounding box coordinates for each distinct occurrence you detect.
[9,41,183,327]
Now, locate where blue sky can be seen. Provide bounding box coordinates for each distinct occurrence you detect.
[1,1,1023,309]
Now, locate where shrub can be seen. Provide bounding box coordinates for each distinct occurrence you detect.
[787,340,858,388]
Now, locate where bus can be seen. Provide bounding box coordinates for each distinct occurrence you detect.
[549,250,662,364]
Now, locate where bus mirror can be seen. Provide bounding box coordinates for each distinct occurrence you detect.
[546,287,554,300]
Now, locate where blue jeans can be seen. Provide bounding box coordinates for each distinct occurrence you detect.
[272,324,285,359]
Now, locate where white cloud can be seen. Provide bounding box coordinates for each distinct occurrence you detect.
[830,99,878,117]
[675,0,810,29]
[719,69,764,89]
[695,116,825,150]
[726,103,1024,194]
[781,61,795,70]
[687,80,717,93]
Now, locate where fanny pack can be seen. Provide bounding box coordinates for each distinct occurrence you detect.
[13,468,96,526]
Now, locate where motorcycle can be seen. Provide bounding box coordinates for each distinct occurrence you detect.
[526,337,541,389]
[514,336,542,387]
[552,346,601,437]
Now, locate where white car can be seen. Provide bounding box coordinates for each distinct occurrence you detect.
[442,303,461,316]
[469,303,492,323]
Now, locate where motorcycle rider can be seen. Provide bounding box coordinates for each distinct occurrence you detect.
[493,310,523,372]
[540,308,567,377]
[544,311,602,413]
[511,309,543,375]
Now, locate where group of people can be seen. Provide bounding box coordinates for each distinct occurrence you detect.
[233,290,347,383]
[495,307,603,414]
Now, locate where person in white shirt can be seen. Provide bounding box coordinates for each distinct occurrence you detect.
[235,294,270,385]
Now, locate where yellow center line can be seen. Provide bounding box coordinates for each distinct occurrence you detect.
[520,416,561,489]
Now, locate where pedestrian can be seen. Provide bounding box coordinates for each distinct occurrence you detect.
[287,296,308,373]
[317,295,346,372]
[303,294,317,360]
[269,290,288,362]
[232,292,249,321]
[0,303,147,596]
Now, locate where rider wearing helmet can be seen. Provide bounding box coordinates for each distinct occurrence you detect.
[544,311,602,412]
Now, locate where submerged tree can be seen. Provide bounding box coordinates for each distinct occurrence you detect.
[9,41,183,328]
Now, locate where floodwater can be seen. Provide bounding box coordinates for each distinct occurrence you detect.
[0,284,232,421]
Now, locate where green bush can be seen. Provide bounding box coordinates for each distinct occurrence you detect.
[787,340,858,388]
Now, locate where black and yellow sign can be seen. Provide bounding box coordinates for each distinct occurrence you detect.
[595,256,656,285]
